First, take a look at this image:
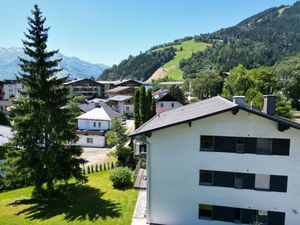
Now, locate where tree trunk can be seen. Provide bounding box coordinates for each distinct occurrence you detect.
[47,179,54,200]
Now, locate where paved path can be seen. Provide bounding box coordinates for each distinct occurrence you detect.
[81,147,113,166]
[131,190,147,225]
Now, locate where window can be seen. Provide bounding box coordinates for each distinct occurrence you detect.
[98,122,101,127]
[200,136,214,150]
[160,103,164,107]
[87,137,93,143]
[236,137,244,153]
[235,173,243,188]
[126,106,129,111]
[199,204,213,219]
[256,210,268,225]
[234,208,241,222]
[255,174,270,190]
[93,122,96,127]
[257,138,272,154]
[171,103,174,107]
[200,170,213,185]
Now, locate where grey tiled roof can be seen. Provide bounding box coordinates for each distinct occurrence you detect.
[130,96,300,136]
[132,96,236,136]
[78,102,121,119]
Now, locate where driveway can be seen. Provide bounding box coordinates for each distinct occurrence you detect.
[81,147,114,166]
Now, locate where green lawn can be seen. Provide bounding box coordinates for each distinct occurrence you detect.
[154,39,209,80]
[0,171,138,225]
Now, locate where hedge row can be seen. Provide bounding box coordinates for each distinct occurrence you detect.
[82,162,115,174]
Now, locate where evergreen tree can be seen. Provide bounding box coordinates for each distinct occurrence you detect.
[150,97,156,118]
[3,5,86,197]
[133,89,140,129]
[147,89,154,120]
[139,86,147,125]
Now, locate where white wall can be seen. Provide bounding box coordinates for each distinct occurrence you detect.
[76,134,105,147]
[3,83,25,100]
[155,101,182,111]
[147,110,300,225]
[78,119,110,131]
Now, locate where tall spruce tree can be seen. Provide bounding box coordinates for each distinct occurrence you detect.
[147,89,155,120]
[133,89,140,129]
[3,5,86,197]
[139,86,147,125]
[150,97,156,118]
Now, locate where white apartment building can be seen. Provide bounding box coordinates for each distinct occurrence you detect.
[131,95,300,225]
[3,80,26,100]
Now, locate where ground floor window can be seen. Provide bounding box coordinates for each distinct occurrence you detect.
[87,137,93,143]
[200,170,213,185]
[256,210,268,225]
[199,204,213,219]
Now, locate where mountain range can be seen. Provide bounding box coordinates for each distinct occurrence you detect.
[0,47,109,80]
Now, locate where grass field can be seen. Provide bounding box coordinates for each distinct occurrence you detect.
[0,171,138,225]
[153,39,209,80]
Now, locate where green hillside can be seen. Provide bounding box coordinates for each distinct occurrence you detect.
[153,40,209,80]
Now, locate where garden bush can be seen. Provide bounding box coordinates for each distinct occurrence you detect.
[109,167,132,189]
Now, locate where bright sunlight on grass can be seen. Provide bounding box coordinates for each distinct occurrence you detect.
[0,171,138,225]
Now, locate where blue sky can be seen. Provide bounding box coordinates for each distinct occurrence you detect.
[0,0,296,66]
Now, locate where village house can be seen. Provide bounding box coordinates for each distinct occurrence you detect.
[105,95,134,116]
[75,105,121,147]
[63,78,103,99]
[113,79,143,88]
[155,92,183,113]
[106,86,136,98]
[131,95,300,225]
[2,79,26,100]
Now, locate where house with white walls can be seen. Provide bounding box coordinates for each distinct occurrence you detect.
[75,106,121,147]
[155,92,183,113]
[130,95,300,225]
[2,80,26,100]
[105,95,134,116]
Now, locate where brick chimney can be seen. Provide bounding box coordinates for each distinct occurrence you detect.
[263,95,277,116]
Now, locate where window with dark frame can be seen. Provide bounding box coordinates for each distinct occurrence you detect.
[257,138,272,154]
[236,137,245,153]
[98,122,101,127]
[256,210,268,225]
[200,136,214,151]
[93,122,96,127]
[200,170,213,185]
[171,103,174,107]
[199,204,213,219]
[235,173,243,188]
[234,208,241,222]
[160,103,164,107]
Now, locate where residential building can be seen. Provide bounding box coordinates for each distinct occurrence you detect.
[3,80,26,100]
[106,86,137,98]
[131,95,300,225]
[63,78,103,99]
[75,106,121,147]
[158,81,184,90]
[105,95,134,115]
[114,79,143,88]
[155,92,183,113]
[97,80,117,94]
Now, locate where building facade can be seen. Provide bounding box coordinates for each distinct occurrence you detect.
[131,96,300,225]
[64,78,103,99]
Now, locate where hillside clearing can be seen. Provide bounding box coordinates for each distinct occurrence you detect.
[151,40,209,80]
[0,171,138,225]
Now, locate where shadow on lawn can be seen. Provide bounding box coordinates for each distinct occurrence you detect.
[9,184,121,222]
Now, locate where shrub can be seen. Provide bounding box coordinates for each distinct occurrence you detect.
[107,163,110,170]
[82,168,86,174]
[109,167,132,189]
[100,164,102,171]
[95,164,99,172]
[87,166,90,174]
[91,165,94,173]
[103,164,106,171]
[111,162,114,169]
